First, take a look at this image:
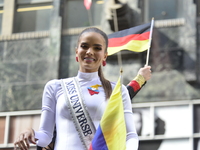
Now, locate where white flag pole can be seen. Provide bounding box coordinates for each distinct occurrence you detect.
[145,18,154,66]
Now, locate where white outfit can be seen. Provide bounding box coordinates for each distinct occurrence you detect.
[35,71,138,150]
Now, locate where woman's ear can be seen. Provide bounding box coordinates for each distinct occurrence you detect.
[75,48,79,62]
[75,47,78,55]
[104,52,108,61]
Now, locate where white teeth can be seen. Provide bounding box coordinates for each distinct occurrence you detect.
[85,58,94,61]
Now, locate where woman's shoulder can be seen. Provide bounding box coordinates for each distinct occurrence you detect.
[45,79,61,87]
[110,81,127,90]
[45,77,75,88]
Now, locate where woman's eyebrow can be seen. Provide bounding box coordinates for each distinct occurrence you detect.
[80,42,102,47]
[93,44,102,47]
[81,42,88,45]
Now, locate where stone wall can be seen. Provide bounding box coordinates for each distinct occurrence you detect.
[0,0,61,112]
[0,37,59,111]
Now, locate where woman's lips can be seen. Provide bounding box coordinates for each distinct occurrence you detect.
[84,57,95,62]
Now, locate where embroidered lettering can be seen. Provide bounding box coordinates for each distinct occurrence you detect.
[70,95,81,107]
[77,113,86,122]
[83,129,93,136]
[66,80,76,94]
[74,105,83,114]
[63,78,95,142]
[79,116,87,126]
[77,113,92,136]
[70,94,84,114]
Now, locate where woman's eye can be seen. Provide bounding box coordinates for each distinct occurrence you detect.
[81,44,88,49]
[95,47,102,50]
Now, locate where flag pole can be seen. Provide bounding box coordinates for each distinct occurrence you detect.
[87,9,93,26]
[84,0,93,26]
[145,18,154,66]
[113,7,124,84]
[120,66,123,92]
[113,7,123,71]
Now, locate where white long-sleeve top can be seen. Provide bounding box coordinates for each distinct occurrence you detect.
[35,71,138,150]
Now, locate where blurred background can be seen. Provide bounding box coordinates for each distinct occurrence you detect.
[0,0,200,149]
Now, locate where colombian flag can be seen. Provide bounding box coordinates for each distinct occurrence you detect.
[107,22,151,56]
[89,76,126,150]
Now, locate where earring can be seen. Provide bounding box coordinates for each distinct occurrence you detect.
[76,57,78,62]
[102,61,106,66]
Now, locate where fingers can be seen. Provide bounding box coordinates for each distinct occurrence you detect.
[138,66,152,81]
[145,67,152,81]
[14,143,18,150]
[24,134,30,149]
[144,65,151,69]
[14,129,35,150]
[14,133,28,150]
[29,129,36,144]
[143,66,151,73]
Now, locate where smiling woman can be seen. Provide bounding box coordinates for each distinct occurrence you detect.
[75,27,111,100]
[14,27,139,150]
[76,31,107,73]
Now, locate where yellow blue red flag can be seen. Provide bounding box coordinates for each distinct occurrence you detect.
[89,76,126,150]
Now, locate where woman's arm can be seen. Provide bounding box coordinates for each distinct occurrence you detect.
[34,80,57,147]
[14,80,57,149]
[127,66,151,99]
[122,85,139,150]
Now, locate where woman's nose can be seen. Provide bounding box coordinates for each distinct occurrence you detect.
[86,48,93,55]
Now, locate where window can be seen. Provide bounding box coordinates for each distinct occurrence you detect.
[63,0,103,29]
[143,0,185,21]
[133,107,152,136]
[132,100,198,150]
[0,110,41,149]
[14,0,53,33]
[0,117,5,144]
[194,138,200,150]
[8,115,40,143]
[139,139,190,150]
[194,105,200,133]
[155,105,191,137]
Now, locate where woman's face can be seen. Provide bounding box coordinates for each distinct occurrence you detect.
[76,32,108,73]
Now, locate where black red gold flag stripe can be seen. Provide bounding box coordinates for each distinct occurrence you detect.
[107,22,151,56]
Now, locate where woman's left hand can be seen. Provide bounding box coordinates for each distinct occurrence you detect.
[138,65,152,81]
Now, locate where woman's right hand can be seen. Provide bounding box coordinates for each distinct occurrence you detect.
[14,128,36,150]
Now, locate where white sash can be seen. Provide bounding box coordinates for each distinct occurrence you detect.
[61,77,96,150]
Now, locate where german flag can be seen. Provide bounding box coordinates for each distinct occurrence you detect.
[107,22,151,56]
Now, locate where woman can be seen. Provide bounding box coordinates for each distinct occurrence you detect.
[14,27,140,150]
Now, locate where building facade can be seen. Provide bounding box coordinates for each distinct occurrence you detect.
[0,0,200,149]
